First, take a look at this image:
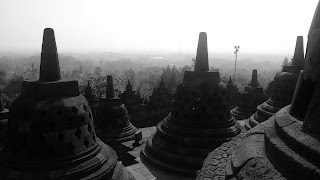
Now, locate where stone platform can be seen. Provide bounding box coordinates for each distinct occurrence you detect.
[120,124,247,180]
[196,105,320,180]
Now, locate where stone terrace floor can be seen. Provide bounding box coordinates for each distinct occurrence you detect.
[119,120,247,180]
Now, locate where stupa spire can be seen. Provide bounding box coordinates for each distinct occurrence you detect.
[159,77,165,89]
[194,32,209,72]
[251,69,258,87]
[227,76,233,86]
[309,1,320,33]
[106,75,114,99]
[39,28,61,82]
[292,36,305,70]
[126,80,133,92]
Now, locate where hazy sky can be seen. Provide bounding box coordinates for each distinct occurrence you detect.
[0,0,318,55]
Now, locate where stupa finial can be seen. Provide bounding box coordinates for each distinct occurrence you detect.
[251,69,258,87]
[292,36,305,70]
[39,28,61,82]
[194,32,209,72]
[106,75,114,99]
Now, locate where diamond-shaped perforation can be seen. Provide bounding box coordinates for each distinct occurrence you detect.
[71,106,78,115]
[83,104,87,112]
[75,128,82,139]
[84,138,89,149]
[57,132,65,142]
[67,142,75,153]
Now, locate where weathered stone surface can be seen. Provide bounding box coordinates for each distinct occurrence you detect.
[197,4,320,178]
[0,28,134,180]
[231,69,267,120]
[143,32,241,176]
[95,76,137,157]
[289,71,315,120]
[247,36,304,129]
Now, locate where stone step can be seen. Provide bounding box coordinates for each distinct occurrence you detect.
[265,122,320,180]
[160,118,241,139]
[274,116,320,169]
[142,139,199,176]
[156,123,234,150]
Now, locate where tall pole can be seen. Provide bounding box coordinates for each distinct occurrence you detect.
[234,46,240,84]
[234,53,237,84]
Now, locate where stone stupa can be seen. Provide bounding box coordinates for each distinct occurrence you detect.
[0,89,9,146]
[0,28,134,180]
[120,80,142,114]
[84,80,99,112]
[95,75,137,156]
[196,4,320,179]
[148,77,173,110]
[247,36,305,129]
[231,69,267,120]
[226,76,240,109]
[142,32,241,176]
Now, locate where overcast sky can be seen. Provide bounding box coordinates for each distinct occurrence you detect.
[0,0,318,55]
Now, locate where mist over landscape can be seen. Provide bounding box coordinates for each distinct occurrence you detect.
[0,0,317,106]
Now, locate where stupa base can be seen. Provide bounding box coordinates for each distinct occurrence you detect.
[196,105,320,180]
[230,107,254,120]
[98,124,137,157]
[142,116,241,176]
[0,139,135,180]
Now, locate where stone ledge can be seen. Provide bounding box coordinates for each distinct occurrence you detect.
[274,115,320,168]
[265,112,320,180]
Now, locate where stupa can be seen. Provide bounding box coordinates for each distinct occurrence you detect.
[148,77,173,110]
[196,4,320,179]
[226,76,240,109]
[120,80,142,114]
[95,75,137,156]
[0,89,9,146]
[231,69,267,120]
[247,36,305,129]
[84,80,99,113]
[142,32,241,175]
[0,28,134,179]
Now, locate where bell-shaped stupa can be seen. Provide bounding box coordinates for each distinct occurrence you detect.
[0,28,134,180]
[84,80,99,112]
[95,75,137,156]
[120,80,142,114]
[231,69,267,120]
[142,32,241,175]
[197,4,320,179]
[0,89,9,146]
[247,36,305,129]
